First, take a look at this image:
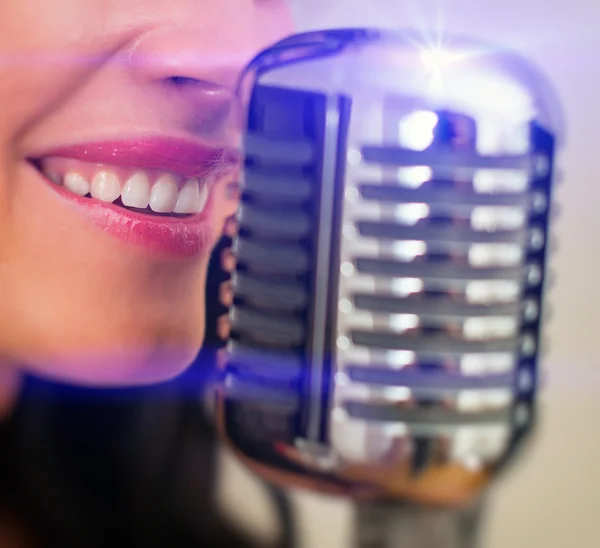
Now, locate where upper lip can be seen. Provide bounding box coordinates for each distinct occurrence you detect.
[29,136,242,180]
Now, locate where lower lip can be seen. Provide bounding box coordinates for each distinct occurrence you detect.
[44,175,215,258]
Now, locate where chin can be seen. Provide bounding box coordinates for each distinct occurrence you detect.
[21,317,207,388]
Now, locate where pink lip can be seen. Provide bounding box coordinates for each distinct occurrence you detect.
[32,137,239,258]
[36,136,240,179]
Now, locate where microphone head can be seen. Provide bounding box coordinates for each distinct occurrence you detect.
[213,29,562,507]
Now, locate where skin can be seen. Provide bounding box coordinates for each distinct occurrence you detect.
[0,0,294,390]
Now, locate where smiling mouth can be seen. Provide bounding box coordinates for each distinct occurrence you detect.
[30,156,212,219]
[22,137,241,257]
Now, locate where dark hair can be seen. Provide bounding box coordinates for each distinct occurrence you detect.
[0,360,261,547]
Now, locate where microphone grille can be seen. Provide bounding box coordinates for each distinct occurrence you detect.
[331,99,555,467]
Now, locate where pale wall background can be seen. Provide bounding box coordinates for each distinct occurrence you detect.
[219,1,600,546]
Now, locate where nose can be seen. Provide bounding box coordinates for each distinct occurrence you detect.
[128,26,252,91]
[127,24,261,134]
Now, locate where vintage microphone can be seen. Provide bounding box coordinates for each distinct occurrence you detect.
[211,28,563,547]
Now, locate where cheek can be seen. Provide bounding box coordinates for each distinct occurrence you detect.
[255,0,296,48]
[210,178,241,237]
[0,4,101,136]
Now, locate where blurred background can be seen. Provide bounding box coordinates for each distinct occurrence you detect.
[217,1,600,547]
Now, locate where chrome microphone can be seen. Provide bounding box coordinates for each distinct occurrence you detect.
[213,28,562,514]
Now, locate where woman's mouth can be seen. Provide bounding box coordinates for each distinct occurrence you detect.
[34,157,211,218]
[28,137,239,258]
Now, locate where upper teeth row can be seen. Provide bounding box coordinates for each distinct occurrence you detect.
[55,170,209,215]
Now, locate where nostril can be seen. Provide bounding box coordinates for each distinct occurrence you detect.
[168,76,199,87]
[165,75,234,102]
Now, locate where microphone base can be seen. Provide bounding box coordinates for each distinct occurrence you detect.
[354,498,487,548]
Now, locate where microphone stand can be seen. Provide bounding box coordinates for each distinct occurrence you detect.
[354,498,487,548]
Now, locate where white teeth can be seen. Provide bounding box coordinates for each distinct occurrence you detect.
[90,171,120,203]
[150,174,179,213]
[63,172,90,196]
[53,166,207,216]
[174,179,201,214]
[121,172,150,208]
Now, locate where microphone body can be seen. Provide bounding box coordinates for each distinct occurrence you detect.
[214,29,562,509]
